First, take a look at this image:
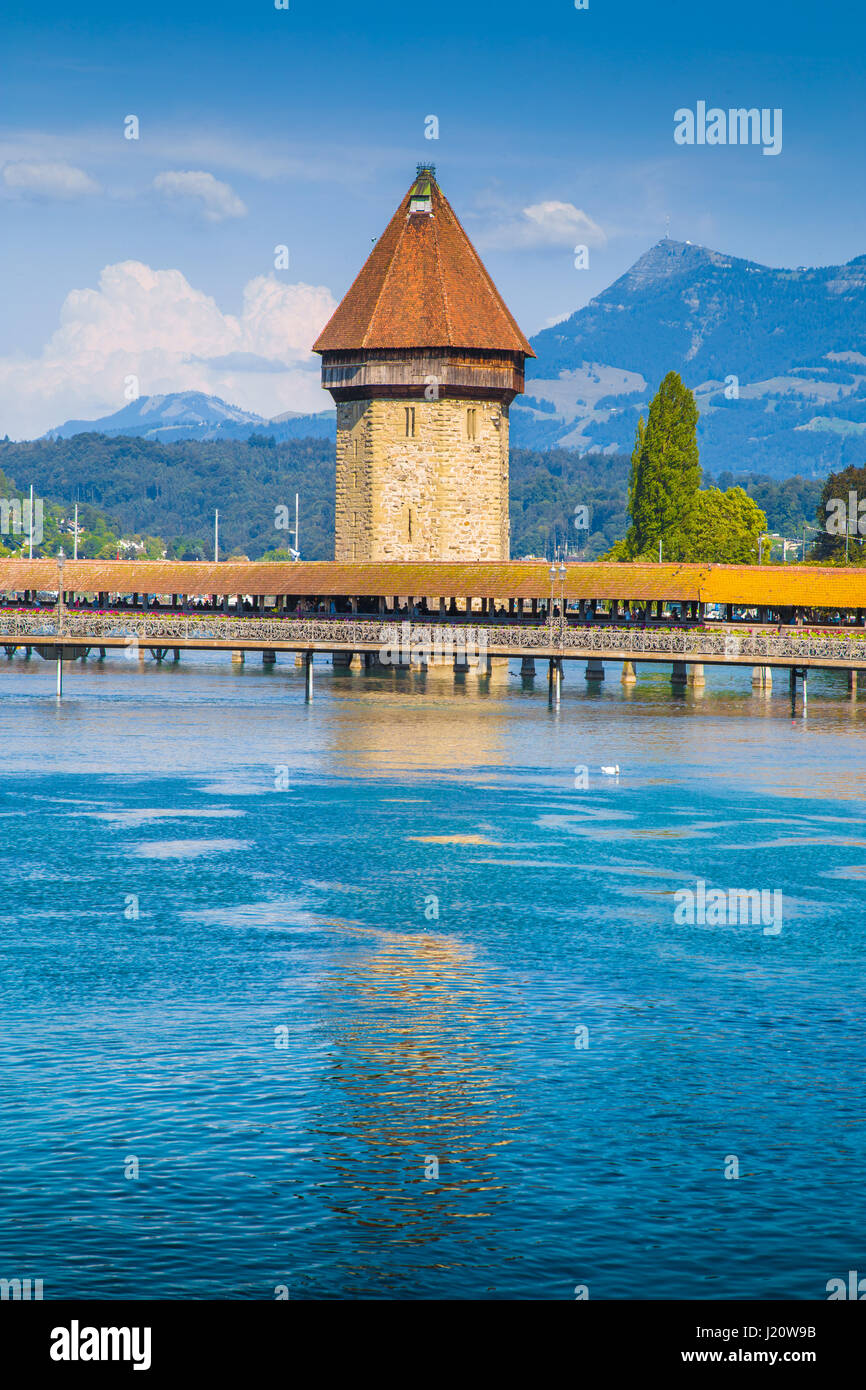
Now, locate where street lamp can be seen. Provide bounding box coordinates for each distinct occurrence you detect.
[56,547,65,698]
[558,562,566,645]
[549,562,557,645]
[57,547,65,633]
[549,562,567,646]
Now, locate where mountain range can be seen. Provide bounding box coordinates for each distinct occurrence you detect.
[44,392,336,444]
[41,238,866,481]
[514,239,866,479]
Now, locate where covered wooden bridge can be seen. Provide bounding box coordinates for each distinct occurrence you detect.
[2,558,866,706]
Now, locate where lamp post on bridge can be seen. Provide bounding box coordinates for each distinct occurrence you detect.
[56,547,65,698]
[57,548,65,634]
[549,560,566,705]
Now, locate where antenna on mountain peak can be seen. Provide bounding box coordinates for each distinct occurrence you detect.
[664,214,671,239]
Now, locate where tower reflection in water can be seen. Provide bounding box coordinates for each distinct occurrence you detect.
[310,919,521,1294]
[323,659,512,777]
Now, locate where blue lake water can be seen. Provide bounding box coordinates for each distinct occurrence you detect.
[1,651,864,1299]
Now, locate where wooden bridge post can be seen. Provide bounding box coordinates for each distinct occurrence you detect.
[304,651,314,702]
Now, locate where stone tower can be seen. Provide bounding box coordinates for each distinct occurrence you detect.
[313,166,534,562]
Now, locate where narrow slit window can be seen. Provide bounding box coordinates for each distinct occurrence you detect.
[405,406,415,438]
[467,407,477,440]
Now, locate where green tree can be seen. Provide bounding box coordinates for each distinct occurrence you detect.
[813,464,866,563]
[623,371,701,557]
[626,415,645,529]
[679,486,767,563]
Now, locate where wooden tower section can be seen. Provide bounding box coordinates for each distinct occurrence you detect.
[313,166,535,561]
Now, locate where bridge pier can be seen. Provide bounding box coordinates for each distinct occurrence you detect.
[848,669,858,697]
[231,650,244,665]
[687,662,705,688]
[520,656,536,678]
[262,649,276,665]
[752,665,772,691]
[671,661,688,687]
[621,660,636,685]
[548,657,562,706]
[332,650,353,668]
[4,644,16,657]
[789,666,808,716]
[172,648,180,662]
[304,651,314,702]
[585,658,604,682]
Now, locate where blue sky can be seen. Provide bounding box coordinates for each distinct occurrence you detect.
[0,0,863,436]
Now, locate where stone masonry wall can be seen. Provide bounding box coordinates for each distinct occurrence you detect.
[335,397,509,561]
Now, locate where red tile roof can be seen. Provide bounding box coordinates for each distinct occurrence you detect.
[313,170,535,357]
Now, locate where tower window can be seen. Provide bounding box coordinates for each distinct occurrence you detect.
[405,406,415,438]
[467,407,477,440]
[408,507,413,542]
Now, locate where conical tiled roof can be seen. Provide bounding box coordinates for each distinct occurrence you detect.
[313,167,535,357]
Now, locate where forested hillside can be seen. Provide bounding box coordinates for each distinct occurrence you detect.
[0,434,822,562]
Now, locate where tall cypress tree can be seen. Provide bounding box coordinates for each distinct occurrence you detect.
[626,415,645,531]
[625,372,700,557]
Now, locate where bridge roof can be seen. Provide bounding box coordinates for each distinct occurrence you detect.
[2,559,866,607]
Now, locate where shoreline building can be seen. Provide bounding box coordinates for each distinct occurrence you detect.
[313,166,534,562]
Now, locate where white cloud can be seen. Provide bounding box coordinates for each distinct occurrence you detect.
[153,170,247,222]
[2,160,100,199]
[478,201,607,251]
[0,260,337,438]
